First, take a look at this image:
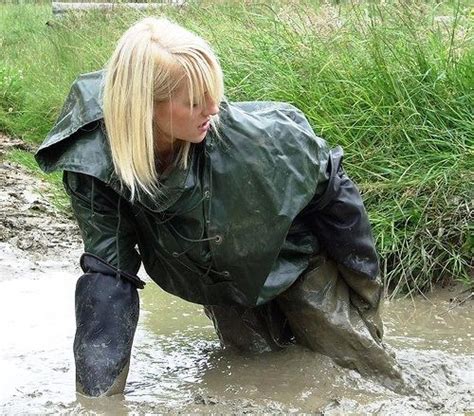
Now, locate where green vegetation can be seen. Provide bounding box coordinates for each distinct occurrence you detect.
[0,1,472,296]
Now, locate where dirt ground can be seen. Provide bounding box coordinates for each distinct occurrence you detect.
[0,133,82,273]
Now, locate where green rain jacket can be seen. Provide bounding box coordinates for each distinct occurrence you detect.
[35,70,379,307]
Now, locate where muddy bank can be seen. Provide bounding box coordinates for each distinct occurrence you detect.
[0,134,82,276]
[0,134,472,414]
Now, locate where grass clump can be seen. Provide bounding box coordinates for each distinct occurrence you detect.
[0,0,472,296]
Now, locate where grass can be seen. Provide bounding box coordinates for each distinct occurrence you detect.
[0,0,472,297]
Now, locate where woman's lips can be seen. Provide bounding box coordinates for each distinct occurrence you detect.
[198,119,210,132]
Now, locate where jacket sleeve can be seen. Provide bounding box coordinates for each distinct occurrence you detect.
[63,171,142,275]
[297,148,386,347]
[299,147,380,282]
[63,171,144,396]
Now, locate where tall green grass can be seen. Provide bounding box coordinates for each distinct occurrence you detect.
[0,1,472,296]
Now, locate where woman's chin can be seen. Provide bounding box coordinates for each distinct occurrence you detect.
[176,132,208,145]
[190,134,207,143]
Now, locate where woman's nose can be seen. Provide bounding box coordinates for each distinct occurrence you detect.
[203,97,219,116]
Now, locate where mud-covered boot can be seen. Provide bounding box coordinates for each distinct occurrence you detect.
[74,254,144,397]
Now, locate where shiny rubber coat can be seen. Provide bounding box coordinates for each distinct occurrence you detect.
[35,70,379,307]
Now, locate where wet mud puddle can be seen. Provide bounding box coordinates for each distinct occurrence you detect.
[0,259,473,415]
[1,136,473,415]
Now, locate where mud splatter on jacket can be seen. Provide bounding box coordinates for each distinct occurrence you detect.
[36,70,379,307]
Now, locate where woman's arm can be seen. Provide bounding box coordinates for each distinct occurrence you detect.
[64,171,144,397]
[299,147,382,307]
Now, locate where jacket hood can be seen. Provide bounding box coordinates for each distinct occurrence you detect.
[35,70,114,181]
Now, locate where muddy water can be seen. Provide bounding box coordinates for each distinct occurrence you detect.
[0,244,472,415]
[0,137,473,415]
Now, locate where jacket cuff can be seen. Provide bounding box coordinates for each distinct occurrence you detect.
[80,252,146,289]
[310,146,344,211]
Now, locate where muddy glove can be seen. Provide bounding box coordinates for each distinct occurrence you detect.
[74,254,145,397]
[63,171,144,396]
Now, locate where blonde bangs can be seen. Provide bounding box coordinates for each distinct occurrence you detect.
[173,48,223,171]
[178,48,224,110]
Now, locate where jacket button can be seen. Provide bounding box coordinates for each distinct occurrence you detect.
[222,271,230,277]
[172,252,179,258]
[214,235,223,244]
[204,190,210,199]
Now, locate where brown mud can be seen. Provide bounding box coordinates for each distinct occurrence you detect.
[0,134,82,269]
[0,134,473,415]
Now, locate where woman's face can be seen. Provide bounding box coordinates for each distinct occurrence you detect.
[154,85,219,150]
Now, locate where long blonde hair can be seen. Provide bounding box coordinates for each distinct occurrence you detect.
[103,17,224,200]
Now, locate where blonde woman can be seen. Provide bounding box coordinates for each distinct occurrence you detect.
[36,17,403,397]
